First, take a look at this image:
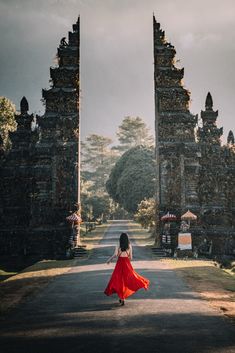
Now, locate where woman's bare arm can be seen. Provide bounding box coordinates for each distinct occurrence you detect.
[129,243,133,260]
[107,246,118,264]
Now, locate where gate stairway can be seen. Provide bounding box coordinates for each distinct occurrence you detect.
[151,247,168,259]
[73,245,87,258]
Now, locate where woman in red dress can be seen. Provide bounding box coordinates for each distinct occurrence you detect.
[104,233,150,305]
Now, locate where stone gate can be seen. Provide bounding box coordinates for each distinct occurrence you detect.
[0,18,80,257]
[153,16,235,254]
[0,16,234,257]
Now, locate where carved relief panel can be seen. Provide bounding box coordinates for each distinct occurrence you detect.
[158,89,190,112]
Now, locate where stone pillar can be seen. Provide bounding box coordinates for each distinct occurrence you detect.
[0,97,37,255]
[30,18,80,256]
[153,16,200,220]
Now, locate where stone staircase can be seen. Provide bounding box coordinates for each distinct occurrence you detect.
[151,247,168,259]
[73,245,88,258]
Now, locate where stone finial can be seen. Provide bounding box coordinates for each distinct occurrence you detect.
[20,96,29,114]
[60,37,68,47]
[227,130,234,145]
[205,92,213,111]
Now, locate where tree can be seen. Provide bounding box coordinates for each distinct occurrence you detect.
[106,145,156,213]
[81,194,111,222]
[0,97,17,151]
[82,134,113,171]
[81,134,119,189]
[81,174,112,222]
[114,116,154,153]
[135,198,157,230]
[81,134,119,221]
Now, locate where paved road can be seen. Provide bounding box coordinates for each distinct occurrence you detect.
[0,221,235,353]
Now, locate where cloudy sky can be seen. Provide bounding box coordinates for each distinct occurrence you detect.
[0,0,234,143]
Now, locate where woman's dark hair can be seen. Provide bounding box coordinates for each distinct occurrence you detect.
[119,233,129,251]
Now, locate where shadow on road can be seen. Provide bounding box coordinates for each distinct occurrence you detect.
[1,311,235,353]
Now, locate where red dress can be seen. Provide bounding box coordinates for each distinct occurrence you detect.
[104,250,150,300]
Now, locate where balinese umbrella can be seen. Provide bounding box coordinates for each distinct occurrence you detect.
[66,212,82,224]
[161,212,177,222]
[181,210,197,226]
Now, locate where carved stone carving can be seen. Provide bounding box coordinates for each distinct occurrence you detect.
[155,55,174,67]
[50,68,79,87]
[158,89,190,112]
[60,37,68,47]
[60,55,78,66]
[155,68,184,87]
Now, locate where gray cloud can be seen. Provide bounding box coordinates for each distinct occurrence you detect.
[0,0,234,142]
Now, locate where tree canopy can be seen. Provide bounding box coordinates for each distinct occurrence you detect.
[81,134,119,189]
[0,97,17,151]
[114,116,154,153]
[81,134,119,220]
[134,198,157,230]
[81,116,155,220]
[82,134,113,171]
[106,145,156,213]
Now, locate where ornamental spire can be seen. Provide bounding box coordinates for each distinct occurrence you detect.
[199,93,222,145]
[227,130,234,145]
[20,96,29,114]
[205,92,213,111]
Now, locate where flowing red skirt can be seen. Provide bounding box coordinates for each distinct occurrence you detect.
[104,257,150,300]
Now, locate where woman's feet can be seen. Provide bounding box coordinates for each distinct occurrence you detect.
[119,299,125,306]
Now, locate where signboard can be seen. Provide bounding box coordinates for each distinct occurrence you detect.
[178,233,192,250]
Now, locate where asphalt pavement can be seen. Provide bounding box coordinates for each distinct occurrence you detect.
[0,220,235,353]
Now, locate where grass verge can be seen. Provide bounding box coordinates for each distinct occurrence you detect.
[0,269,18,282]
[0,223,109,316]
[0,259,76,316]
[162,258,235,321]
